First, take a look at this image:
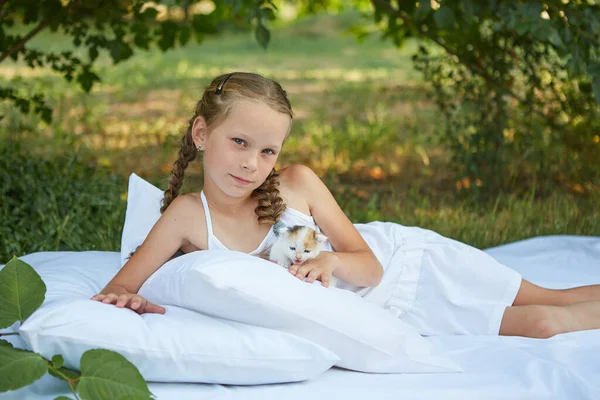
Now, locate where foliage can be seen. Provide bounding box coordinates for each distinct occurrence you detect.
[366,0,600,192]
[0,0,278,122]
[0,256,153,399]
[2,0,598,193]
[0,144,126,261]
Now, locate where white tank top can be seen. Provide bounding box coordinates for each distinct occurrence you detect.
[200,191,331,255]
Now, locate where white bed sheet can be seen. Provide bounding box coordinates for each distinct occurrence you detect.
[1,235,599,400]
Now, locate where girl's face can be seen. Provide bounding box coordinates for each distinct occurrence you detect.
[198,100,291,198]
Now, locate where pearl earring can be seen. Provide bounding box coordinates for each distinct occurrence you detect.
[197,144,203,152]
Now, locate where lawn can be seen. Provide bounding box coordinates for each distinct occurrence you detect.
[1,10,598,261]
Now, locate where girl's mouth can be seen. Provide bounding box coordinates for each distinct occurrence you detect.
[231,174,252,185]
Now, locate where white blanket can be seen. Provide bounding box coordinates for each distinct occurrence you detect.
[1,235,599,400]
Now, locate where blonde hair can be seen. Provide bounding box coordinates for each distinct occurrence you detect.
[161,72,293,225]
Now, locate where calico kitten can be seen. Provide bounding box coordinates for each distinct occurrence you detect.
[269,222,339,288]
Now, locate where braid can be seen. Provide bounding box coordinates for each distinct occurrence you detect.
[161,116,198,213]
[252,168,286,225]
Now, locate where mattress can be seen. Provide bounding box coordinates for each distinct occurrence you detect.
[1,235,599,400]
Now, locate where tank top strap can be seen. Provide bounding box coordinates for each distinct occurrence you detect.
[200,190,219,250]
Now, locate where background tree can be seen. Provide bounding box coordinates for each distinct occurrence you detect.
[1,0,599,192]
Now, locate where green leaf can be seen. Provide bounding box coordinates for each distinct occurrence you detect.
[0,340,48,392]
[179,26,191,46]
[255,24,270,49]
[77,349,152,400]
[157,21,178,51]
[260,7,276,21]
[414,0,432,22]
[115,395,154,400]
[191,14,219,35]
[48,365,81,382]
[107,40,133,63]
[566,44,585,76]
[76,68,101,92]
[55,397,74,400]
[434,5,456,30]
[0,256,46,329]
[592,77,600,105]
[463,0,474,22]
[588,61,600,77]
[89,46,99,62]
[142,7,158,20]
[52,354,64,369]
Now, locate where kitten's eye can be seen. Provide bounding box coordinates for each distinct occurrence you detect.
[233,138,246,146]
[304,249,310,253]
[289,246,295,250]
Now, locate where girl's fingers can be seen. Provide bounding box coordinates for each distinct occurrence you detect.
[130,296,144,310]
[90,293,164,315]
[145,302,166,314]
[101,293,117,304]
[295,265,312,280]
[116,294,130,308]
[306,270,320,283]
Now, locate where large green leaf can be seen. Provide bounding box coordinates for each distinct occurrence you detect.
[48,354,80,384]
[0,256,46,329]
[77,350,153,400]
[0,340,48,392]
[433,5,456,30]
[255,23,270,49]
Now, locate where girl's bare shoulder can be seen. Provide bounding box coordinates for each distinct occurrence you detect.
[167,193,208,253]
[277,164,317,215]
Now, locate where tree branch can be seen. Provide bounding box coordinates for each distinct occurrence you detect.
[0,0,10,21]
[369,0,565,130]
[0,19,51,63]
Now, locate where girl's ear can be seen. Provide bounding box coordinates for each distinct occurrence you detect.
[315,232,327,243]
[191,116,208,148]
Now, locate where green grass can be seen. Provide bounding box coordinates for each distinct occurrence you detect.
[0,11,598,261]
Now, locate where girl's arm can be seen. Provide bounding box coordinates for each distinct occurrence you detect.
[286,165,384,288]
[98,195,201,295]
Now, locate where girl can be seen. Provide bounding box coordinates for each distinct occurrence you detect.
[92,72,600,339]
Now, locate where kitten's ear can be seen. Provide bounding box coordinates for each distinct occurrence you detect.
[315,232,327,243]
[273,221,289,236]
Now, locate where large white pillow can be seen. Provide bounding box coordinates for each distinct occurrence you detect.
[12,251,340,384]
[120,173,164,267]
[139,250,462,374]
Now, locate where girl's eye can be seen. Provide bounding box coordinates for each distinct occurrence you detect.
[233,138,246,146]
[304,249,310,253]
[289,246,296,250]
[263,149,276,155]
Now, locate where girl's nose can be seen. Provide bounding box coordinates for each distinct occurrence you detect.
[242,150,259,172]
[241,157,258,172]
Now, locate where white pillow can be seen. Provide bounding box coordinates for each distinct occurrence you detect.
[120,173,164,267]
[139,250,462,374]
[13,251,339,384]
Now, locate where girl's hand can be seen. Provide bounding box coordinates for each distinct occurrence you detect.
[288,251,339,288]
[91,293,166,315]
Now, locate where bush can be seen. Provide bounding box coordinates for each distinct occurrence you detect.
[0,145,126,261]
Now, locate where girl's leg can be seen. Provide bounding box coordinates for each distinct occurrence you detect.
[512,279,600,307]
[500,302,600,338]
[500,279,600,338]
